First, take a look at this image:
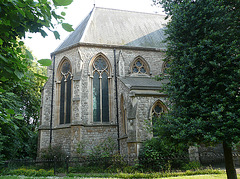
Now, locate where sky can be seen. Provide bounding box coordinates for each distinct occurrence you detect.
[24,0,165,60]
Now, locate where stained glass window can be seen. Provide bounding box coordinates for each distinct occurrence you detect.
[92,56,110,123]
[102,72,109,122]
[163,61,170,75]
[151,101,167,136]
[136,61,142,67]
[62,61,70,73]
[59,60,72,124]
[66,75,71,124]
[60,77,65,124]
[131,58,149,75]
[93,72,100,122]
[140,67,146,73]
[133,67,138,73]
[94,58,107,70]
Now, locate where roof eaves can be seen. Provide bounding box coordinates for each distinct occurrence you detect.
[129,86,162,90]
[51,42,167,56]
[130,90,167,97]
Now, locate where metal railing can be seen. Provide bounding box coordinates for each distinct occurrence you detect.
[2,153,240,174]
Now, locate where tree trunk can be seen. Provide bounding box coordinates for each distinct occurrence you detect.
[223,141,237,179]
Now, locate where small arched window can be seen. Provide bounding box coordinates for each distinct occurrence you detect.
[162,61,170,75]
[59,60,72,124]
[130,57,150,75]
[92,55,110,123]
[151,100,167,136]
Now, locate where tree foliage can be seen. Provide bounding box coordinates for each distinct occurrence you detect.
[0,51,47,159]
[0,0,73,160]
[139,137,188,171]
[154,0,239,177]
[157,0,240,147]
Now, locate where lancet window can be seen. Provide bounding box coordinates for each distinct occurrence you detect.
[59,60,72,124]
[92,56,110,123]
[162,61,170,75]
[151,100,167,136]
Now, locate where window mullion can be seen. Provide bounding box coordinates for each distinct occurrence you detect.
[99,74,102,123]
[64,77,67,124]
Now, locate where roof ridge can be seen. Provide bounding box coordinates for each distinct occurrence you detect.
[94,6,165,16]
[80,7,96,43]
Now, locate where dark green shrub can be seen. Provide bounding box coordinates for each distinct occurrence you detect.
[139,137,188,171]
[105,153,128,172]
[76,140,86,157]
[72,145,128,173]
[2,168,54,177]
[88,137,117,159]
[38,145,67,169]
[182,161,202,171]
[75,137,118,169]
[39,145,67,160]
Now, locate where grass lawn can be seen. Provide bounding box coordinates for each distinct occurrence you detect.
[166,174,229,178]
[1,174,239,178]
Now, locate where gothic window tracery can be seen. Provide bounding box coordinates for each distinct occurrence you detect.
[92,56,110,123]
[130,57,150,75]
[151,100,167,136]
[162,61,170,75]
[59,60,72,124]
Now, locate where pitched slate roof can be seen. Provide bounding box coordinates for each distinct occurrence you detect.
[54,7,167,52]
[55,11,93,52]
[119,77,168,90]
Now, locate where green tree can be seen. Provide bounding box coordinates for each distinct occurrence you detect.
[0,51,47,159]
[154,0,240,178]
[0,0,73,160]
[139,137,188,171]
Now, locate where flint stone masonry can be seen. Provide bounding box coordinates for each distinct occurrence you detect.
[39,44,167,158]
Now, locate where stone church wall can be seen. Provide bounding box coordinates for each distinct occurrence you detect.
[78,46,117,125]
[38,130,50,150]
[40,68,53,127]
[117,49,166,76]
[52,127,72,155]
[136,96,169,141]
[81,125,118,155]
[117,76,168,158]
[38,64,54,150]
[39,44,167,158]
[118,81,131,157]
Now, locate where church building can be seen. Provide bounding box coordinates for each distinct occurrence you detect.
[39,7,169,158]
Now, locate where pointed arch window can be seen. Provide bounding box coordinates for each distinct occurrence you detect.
[120,95,127,135]
[151,100,167,136]
[92,56,110,123]
[162,61,170,75]
[130,57,150,75]
[59,60,72,124]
